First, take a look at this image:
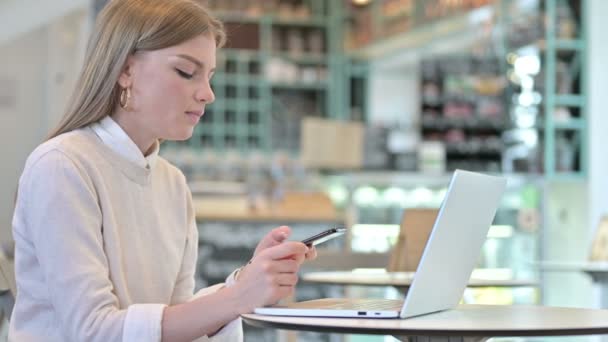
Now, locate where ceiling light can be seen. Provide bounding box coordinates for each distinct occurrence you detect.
[352,0,372,6]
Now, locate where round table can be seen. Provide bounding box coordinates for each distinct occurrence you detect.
[243,304,608,342]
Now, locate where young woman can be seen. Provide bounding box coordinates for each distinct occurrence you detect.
[9,0,315,341]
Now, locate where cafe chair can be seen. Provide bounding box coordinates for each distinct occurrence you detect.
[589,216,608,261]
[388,208,439,272]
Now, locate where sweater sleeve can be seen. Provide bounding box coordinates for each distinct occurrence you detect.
[189,285,243,342]
[171,185,244,341]
[20,150,165,342]
[169,186,197,305]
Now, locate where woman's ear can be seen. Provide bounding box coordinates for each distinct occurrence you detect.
[117,55,135,89]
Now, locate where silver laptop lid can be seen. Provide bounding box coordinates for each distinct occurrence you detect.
[400,170,507,318]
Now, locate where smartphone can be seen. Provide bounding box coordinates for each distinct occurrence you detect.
[301,227,347,247]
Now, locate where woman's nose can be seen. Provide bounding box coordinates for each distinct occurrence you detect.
[195,82,215,104]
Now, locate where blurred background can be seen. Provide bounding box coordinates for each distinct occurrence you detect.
[0,0,607,341]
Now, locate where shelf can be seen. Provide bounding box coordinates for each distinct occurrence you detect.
[270,52,327,64]
[533,118,584,131]
[193,192,340,222]
[446,148,503,158]
[554,39,584,51]
[421,117,507,131]
[213,75,264,86]
[325,171,543,190]
[325,171,454,189]
[272,17,327,28]
[553,118,584,130]
[220,48,263,57]
[554,94,585,107]
[422,94,505,107]
[215,12,327,27]
[214,12,262,24]
[545,173,587,183]
[270,82,327,90]
[210,100,265,112]
[515,38,584,52]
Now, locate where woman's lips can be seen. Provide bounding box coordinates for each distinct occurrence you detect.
[186,110,203,117]
[186,111,202,123]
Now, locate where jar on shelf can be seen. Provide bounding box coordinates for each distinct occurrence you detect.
[418,141,446,174]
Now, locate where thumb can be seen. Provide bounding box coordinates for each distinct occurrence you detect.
[254,226,291,257]
[261,226,291,248]
[270,226,291,242]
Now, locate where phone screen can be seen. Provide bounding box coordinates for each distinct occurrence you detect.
[301,228,346,246]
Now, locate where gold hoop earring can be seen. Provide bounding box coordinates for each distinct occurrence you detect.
[119,87,131,110]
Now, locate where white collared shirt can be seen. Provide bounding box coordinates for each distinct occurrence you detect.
[90,116,159,170]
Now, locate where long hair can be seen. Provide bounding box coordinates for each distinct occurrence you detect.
[47,0,225,140]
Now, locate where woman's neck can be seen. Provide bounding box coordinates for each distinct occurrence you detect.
[110,112,156,156]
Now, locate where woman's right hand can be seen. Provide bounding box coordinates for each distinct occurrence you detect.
[230,241,309,313]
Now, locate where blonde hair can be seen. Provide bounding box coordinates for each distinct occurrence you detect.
[47,0,225,140]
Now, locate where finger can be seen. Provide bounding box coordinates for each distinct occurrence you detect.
[305,246,317,260]
[258,226,291,250]
[256,259,298,274]
[274,259,299,273]
[271,226,291,241]
[291,250,306,264]
[274,273,299,286]
[278,249,308,264]
[264,241,308,260]
[271,285,295,304]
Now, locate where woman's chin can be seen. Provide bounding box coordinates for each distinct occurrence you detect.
[165,130,194,142]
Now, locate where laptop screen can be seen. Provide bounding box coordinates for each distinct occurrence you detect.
[400,170,507,318]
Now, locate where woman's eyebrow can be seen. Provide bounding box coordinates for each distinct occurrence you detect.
[175,54,216,73]
[175,54,203,68]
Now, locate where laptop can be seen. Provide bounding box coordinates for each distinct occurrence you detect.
[254,170,507,319]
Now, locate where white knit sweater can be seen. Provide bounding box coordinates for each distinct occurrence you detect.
[9,121,242,341]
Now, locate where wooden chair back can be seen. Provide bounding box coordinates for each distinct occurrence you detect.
[388,208,439,272]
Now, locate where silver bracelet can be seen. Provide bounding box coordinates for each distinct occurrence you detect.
[234,260,252,281]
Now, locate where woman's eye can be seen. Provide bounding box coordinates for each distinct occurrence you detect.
[175,69,194,80]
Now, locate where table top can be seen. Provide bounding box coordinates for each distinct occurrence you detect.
[302,271,537,288]
[242,304,608,337]
[538,261,608,273]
